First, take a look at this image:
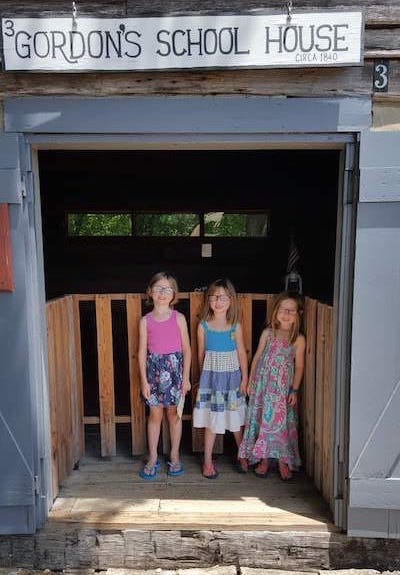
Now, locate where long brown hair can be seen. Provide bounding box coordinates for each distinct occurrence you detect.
[270,291,304,344]
[145,271,179,307]
[202,278,240,325]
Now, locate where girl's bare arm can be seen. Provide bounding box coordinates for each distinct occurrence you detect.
[247,329,269,393]
[288,334,306,406]
[177,312,192,394]
[138,317,150,400]
[235,323,249,394]
[197,322,205,370]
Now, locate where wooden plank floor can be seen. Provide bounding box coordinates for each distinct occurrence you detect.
[49,454,337,532]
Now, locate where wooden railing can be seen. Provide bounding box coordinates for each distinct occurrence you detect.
[46,293,334,508]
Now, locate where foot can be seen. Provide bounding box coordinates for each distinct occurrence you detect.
[146,457,160,469]
[167,461,184,477]
[278,460,293,480]
[139,462,158,480]
[202,463,218,479]
[254,459,269,478]
[235,457,249,473]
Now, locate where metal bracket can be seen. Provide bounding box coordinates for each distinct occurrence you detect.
[72,1,78,28]
[286,0,293,22]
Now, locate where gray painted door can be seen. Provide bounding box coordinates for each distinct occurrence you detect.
[0,133,48,534]
[348,130,400,538]
[332,142,358,530]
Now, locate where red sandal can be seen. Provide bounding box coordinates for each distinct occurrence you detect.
[202,463,219,479]
[278,460,293,481]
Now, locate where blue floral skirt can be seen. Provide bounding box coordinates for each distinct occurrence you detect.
[145,351,183,407]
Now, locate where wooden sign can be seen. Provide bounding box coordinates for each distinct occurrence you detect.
[0,204,13,292]
[1,11,363,72]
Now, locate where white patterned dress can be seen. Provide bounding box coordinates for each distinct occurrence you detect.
[193,321,246,434]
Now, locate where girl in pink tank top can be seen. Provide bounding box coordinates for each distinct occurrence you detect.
[138,272,191,480]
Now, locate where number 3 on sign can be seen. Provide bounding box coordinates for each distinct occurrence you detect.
[373,60,389,92]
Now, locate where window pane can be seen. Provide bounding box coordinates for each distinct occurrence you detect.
[204,213,269,237]
[68,213,132,236]
[136,214,200,236]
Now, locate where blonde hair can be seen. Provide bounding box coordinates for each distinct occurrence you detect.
[146,271,179,307]
[270,291,304,345]
[202,278,240,325]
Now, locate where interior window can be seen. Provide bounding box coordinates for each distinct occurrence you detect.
[204,212,269,237]
[67,212,269,238]
[135,213,199,236]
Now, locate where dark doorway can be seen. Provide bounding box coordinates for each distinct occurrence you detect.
[39,149,339,303]
[40,148,340,464]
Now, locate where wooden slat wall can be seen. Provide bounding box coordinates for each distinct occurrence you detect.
[240,294,253,362]
[303,297,317,478]
[72,296,85,458]
[95,295,116,457]
[314,303,325,491]
[301,300,334,510]
[46,292,334,507]
[190,292,205,452]
[54,299,68,482]
[46,297,84,499]
[127,294,146,455]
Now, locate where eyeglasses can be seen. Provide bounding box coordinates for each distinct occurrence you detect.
[152,286,174,295]
[209,295,231,303]
[278,307,297,315]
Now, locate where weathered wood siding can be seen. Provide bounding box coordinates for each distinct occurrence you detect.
[0,1,399,98]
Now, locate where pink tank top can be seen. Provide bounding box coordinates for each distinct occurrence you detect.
[146,310,182,354]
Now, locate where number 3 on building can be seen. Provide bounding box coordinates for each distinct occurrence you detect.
[373,60,389,92]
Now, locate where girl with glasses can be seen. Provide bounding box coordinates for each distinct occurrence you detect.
[138,271,191,480]
[193,278,248,479]
[238,291,305,480]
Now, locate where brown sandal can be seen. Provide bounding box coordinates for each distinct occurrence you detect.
[254,459,269,478]
[235,457,249,474]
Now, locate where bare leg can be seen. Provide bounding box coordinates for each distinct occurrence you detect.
[147,406,163,466]
[233,428,248,472]
[204,427,216,468]
[279,460,292,480]
[166,406,182,464]
[233,429,243,448]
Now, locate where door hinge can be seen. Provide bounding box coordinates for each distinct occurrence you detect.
[345,143,356,172]
[343,142,358,205]
[34,475,40,496]
[335,444,346,499]
[21,173,34,203]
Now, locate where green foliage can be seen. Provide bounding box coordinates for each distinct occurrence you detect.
[68,213,131,236]
[205,213,246,236]
[205,213,268,237]
[136,213,199,236]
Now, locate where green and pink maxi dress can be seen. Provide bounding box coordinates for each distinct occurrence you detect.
[238,329,301,471]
